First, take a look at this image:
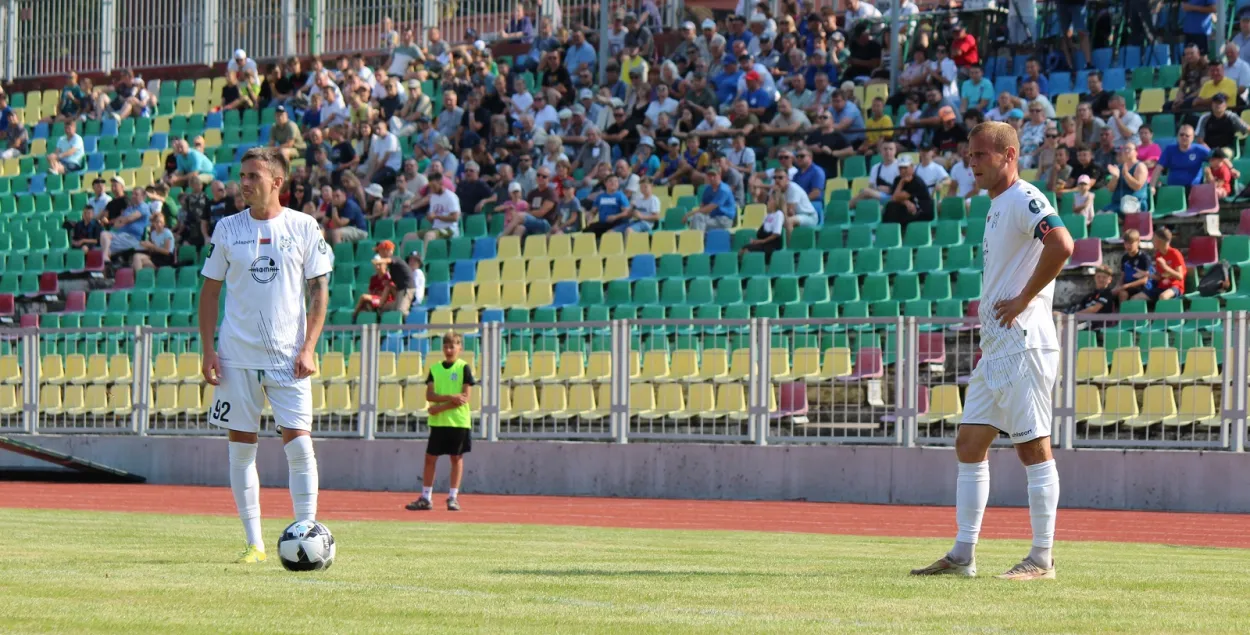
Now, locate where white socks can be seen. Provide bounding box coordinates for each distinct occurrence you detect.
[950,460,990,564]
[421,486,433,500]
[284,435,319,522]
[228,442,264,550]
[449,487,459,500]
[1026,459,1060,566]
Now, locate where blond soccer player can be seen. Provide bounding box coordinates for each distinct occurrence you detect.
[199,147,334,564]
[910,122,1074,581]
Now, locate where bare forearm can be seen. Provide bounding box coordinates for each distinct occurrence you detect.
[198,279,222,351]
[303,274,329,354]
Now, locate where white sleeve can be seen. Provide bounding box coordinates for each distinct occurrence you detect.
[1014,191,1054,237]
[303,223,334,279]
[201,231,229,281]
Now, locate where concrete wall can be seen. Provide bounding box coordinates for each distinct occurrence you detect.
[4,435,1250,513]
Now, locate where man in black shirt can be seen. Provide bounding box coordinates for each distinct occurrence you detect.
[882,157,934,228]
[1080,71,1113,118]
[847,27,883,80]
[604,103,637,159]
[1067,145,1104,190]
[103,176,131,227]
[930,109,969,158]
[1114,228,1154,302]
[1195,93,1250,152]
[804,111,855,177]
[327,124,357,187]
[205,181,238,239]
[71,206,103,252]
[456,161,494,216]
[1056,265,1117,320]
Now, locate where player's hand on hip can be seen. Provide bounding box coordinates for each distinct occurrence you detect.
[294,349,318,379]
[202,351,222,386]
[993,295,1030,328]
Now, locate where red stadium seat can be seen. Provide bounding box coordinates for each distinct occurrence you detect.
[772,382,809,419]
[839,348,885,381]
[1240,209,1250,235]
[84,250,106,272]
[63,290,86,313]
[0,293,14,318]
[37,272,59,296]
[113,268,135,289]
[19,313,37,327]
[1066,237,1104,269]
[1181,184,1219,217]
[1186,236,1219,267]
[917,333,946,365]
[1122,212,1153,242]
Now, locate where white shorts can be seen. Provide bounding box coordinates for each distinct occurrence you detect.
[794,211,820,228]
[208,365,313,434]
[961,349,1059,444]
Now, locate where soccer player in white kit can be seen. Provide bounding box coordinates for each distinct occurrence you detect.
[910,122,1074,581]
[198,147,333,564]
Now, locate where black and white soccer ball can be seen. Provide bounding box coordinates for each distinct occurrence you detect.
[277,520,336,572]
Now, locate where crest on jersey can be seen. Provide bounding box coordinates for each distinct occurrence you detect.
[450,373,458,381]
[249,256,280,283]
[317,238,328,254]
[278,235,296,252]
[1028,199,1043,215]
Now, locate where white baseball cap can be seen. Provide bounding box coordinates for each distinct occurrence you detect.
[701,19,716,30]
[234,49,247,59]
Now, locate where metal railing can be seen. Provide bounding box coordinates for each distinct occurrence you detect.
[2,311,1247,450]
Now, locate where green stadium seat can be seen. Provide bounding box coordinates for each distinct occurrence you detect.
[882,248,913,274]
[846,225,873,249]
[953,272,982,301]
[861,274,890,302]
[915,246,943,272]
[933,221,963,247]
[938,197,965,222]
[922,273,952,301]
[740,252,766,277]
[903,222,933,248]
[1090,214,1120,240]
[767,253,795,277]
[1153,186,1186,218]
[892,273,921,303]
[826,249,852,275]
[795,251,824,276]
[875,223,902,249]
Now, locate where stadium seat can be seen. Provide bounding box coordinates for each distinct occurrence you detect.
[1172,347,1220,384]
[1086,385,1138,427]
[921,384,963,424]
[1176,385,1219,427]
[0,355,19,384]
[1124,385,1177,428]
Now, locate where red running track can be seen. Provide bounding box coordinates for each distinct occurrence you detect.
[2,482,1249,548]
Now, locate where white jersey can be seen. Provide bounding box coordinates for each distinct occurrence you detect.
[977,180,1059,361]
[202,209,334,377]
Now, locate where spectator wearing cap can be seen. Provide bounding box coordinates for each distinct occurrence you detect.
[227,49,258,84]
[684,166,737,231]
[948,23,979,67]
[630,136,661,177]
[394,79,433,135]
[930,106,968,159]
[739,70,775,118]
[756,32,781,71]
[1197,92,1249,152]
[362,182,387,222]
[565,29,597,76]
[713,56,745,107]
[268,106,305,162]
[624,12,655,59]
[745,15,771,58]
[1152,125,1211,189]
[670,21,703,68]
[699,19,724,63]
[882,155,934,228]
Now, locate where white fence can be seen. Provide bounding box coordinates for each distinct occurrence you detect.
[1,313,1247,450]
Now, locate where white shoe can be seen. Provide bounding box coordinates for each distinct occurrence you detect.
[996,557,1056,581]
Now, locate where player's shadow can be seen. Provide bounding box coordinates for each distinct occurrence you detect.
[494,568,794,577]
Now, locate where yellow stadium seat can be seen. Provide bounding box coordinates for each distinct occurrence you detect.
[1138,89,1165,114]
[1018,169,1038,182]
[502,350,531,383]
[1053,93,1079,118]
[176,353,201,383]
[497,236,522,260]
[0,355,21,384]
[1172,347,1220,384]
[741,204,767,228]
[661,350,698,384]
[523,235,548,259]
[582,351,612,382]
[816,348,853,381]
[397,352,423,383]
[671,184,694,199]
[865,83,889,103]
[825,178,849,202]
[1076,347,1107,382]
[1,157,19,177]
[500,258,526,282]
[1242,109,1250,128]
[678,230,704,256]
[108,386,133,416]
[201,128,223,148]
[318,352,346,383]
[571,232,598,258]
[526,257,551,282]
[1074,384,1102,422]
[1086,385,1138,427]
[547,234,572,259]
[453,308,478,327]
[40,354,64,384]
[922,385,964,424]
[475,259,499,283]
[343,352,362,383]
[506,385,538,420]
[1177,385,1219,427]
[526,281,553,308]
[152,352,179,383]
[625,232,650,257]
[175,98,194,116]
[376,352,397,383]
[642,383,684,420]
[154,385,180,416]
[192,97,213,115]
[83,354,110,384]
[30,138,47,156]
[677,383,717,420]
[723,349,751,382]
[693,348,728,382]
[715,383,749,420]
[469,388,482,417]
[141,150,163,171]
[599,231,624,257]
[650,231,678,255]
[428,308,452,325]
[778,347,820,382]
[629,383,656,417]
[769,348,791,381]
[850,177,870,193]
[153,115,172,134]
[64,354,88,384]
[325,384,358,417]
[530,351,558,382]
[551,257,578,281]
[602,256,629,280]
[40,385,63,416]
[500,282,527,308]
[60,385,86,416]
[25,91,42,111]
[1102,348,1144,383]
[536,384,570,419]
[193,78,212,100]
[178,384,204,416]
[1124,385,1177,428]
[377,383,403,417]
[577,257,603,281]
[476,282,502,307]
[565,383,599,419]
[0,385,18,415]
[397,384,427,418]
[851,85,865,106]
[450,281,476,307]
[554,352,585,382]
[637,350,670,382]
[1136,348,1180,384]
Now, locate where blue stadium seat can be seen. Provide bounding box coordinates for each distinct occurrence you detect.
[1049,73,1072,94]
[1092,48,1114,71]
[629,254,656,280]
[452,259,476,283]
[83,136,98,153]
[1146,44,1170,65]
[994,76,1017,95]
[214,164,231,181]
[28,173,45,195]
[1075,70,1091,94]
[472,237,496,260]
[205,111,223,129]
[424,282,450,307]
[481,308,504,323]
[1074,51,1088,73]
[1012,54,1029,74]
[989,56,1010,79]
[1121,46,1142,68]
[705,229,731,254]
[87,153,105,171]
[405,308,428,325]
[32,122,49,139]
[102,117,119,137]
[1103,68,1126,92]
[148,133,168,150]
[258,124,271,144]
[552,281,579,307]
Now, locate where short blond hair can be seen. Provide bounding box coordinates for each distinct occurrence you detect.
[443,330,464,346]
[969,121,1021,155]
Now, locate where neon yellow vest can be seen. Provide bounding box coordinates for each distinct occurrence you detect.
[429,359,471,428]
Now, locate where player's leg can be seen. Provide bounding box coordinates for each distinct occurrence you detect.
[447,455,463,511]
[405,453,438,510]
[998,350,1060,580]
[267,375,319,523]
[208,366,267,562]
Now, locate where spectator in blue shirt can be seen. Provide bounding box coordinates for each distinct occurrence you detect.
[517,19,559,73]
[329,187,370,244]
[741,72,775,117]
[168,138,216,187]
[99,188,153,261]
[829,91,866,147]
[1182,0,1217,53]
[0,93,12,132]
[47,120,86,174]
[713,57,744,106]
[1152,124,1211,187]
[685,167,736,230]
[792,149,827,204]
[583,174,633,236]
[725,15,754,51]
[1023,58,1049,97]
[959,65,995,113]
[803,50,839,92]
[500,5,534,44]
[564,30,597,76]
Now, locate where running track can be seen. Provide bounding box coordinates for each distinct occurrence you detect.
[3,483,1249,549]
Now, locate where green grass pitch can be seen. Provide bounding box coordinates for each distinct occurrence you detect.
[2,509,1249,634]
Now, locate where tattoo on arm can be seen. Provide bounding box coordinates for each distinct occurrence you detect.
[307,274,329,318]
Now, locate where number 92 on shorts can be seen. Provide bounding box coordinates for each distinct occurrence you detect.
[208,365,314,434]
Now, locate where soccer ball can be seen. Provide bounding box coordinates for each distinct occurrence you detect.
[277,520,336,571]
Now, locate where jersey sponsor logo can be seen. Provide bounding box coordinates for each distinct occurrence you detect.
[1011,429,1034,438]
[233,239,256,245]
[1028,199,1043,215]
[249,256,280,283]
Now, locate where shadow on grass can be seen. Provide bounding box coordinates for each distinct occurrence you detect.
[494,568,801,578]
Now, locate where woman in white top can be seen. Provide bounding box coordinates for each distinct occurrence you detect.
[540,136,569,174]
